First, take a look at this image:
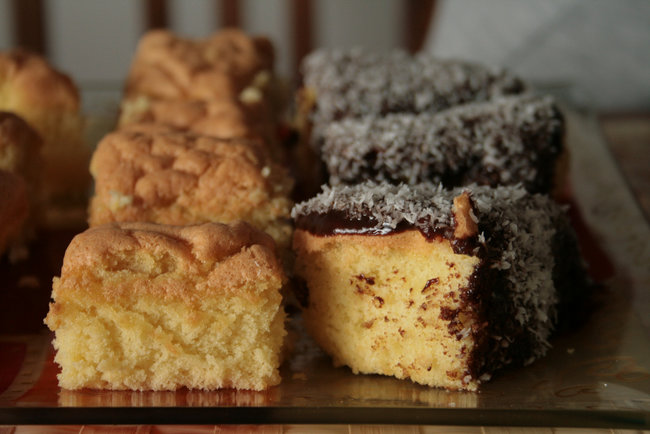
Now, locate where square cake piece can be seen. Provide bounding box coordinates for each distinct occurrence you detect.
[45,221,287,391]
[321,95,564,194]
[125,29,284,111]
[292,48,527,199]
[292,182,588,391]
[88,127,293,251]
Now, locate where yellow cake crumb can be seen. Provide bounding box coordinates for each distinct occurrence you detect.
[294,228,482,391]
[45,221,287,391]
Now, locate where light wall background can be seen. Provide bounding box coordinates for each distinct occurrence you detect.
[1,0,648,111]
[0,0,404,84]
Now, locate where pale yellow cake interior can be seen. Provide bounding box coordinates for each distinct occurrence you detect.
[45,222,286,391]
[294,228,482,391]
[87,129,294,252]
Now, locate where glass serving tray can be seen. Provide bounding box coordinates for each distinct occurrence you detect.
[0,111,648,428]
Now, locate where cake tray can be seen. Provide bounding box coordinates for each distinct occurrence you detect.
[0,109,648,428]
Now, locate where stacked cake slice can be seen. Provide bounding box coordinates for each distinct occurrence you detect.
[291,48,587,391]
[45,29,293,391]
[321,95,564,194]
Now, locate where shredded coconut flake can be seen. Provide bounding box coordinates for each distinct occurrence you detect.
[302,48,526,149]
[322,95,563,193]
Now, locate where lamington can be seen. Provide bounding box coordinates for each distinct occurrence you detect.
[321,95,564,194]
[297,48,526,150]
[88,128,293,250]
[124,29,285,112]
[44,221,287,390]
[291,182,587,391]
[0,50,89,216]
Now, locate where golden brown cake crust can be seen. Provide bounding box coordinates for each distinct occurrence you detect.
[125,29,274,102]
[0,50,80,112]
[119,97,273,139]
[452,192,478,239]
[293,227,438,254]
[54,221,283,303]
[45,220,287,391]
[88,128,293,245]
[117,97,284,162]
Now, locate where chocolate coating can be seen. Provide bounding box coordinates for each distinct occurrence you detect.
[322,95,564,194]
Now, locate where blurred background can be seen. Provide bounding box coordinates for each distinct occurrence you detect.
[1,0,649,112]
[1,0,649,208]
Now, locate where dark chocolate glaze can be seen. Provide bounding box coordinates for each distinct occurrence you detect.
[294,211,479,256]
[302,49,527,151]
[462,211,590,381]
[322,96,564,195]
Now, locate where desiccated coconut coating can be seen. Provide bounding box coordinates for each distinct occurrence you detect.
[118,96,284,162]
[300,48,526,149]
[322,95,563,194]
[292,182,588,388]
[125,29,275,104]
